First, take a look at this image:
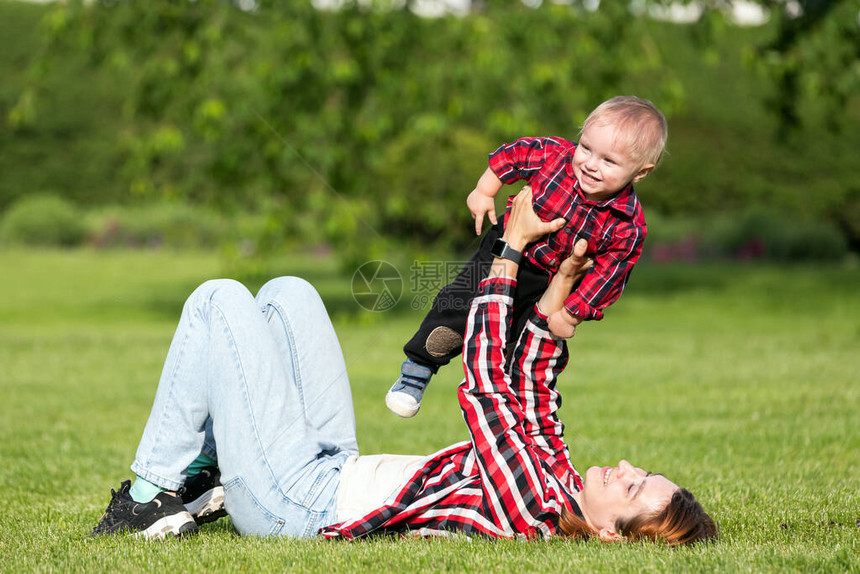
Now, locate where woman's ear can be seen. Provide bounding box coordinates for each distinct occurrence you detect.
[597,527,622,542]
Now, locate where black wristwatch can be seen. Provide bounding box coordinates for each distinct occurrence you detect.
[491,239,523,265]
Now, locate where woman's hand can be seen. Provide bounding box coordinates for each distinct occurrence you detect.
[537,238,593,334]
[501,186,566,252]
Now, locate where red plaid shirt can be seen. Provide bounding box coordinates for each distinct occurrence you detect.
[320,276,583,540]
[489,136,647,321]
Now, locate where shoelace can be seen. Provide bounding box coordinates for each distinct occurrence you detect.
[398,378,427,391]
[94,485,132,531]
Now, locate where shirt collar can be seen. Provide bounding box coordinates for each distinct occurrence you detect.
[573,180,639,218]
[567,494,585,521]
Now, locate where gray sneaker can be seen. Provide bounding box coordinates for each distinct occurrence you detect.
[385,360,433,418]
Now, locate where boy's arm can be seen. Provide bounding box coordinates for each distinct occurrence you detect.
[468,137,570,236]
[467,167,504,235]
[488,137,568,183]
[561,223,646,322]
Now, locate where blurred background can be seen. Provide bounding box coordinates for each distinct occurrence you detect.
[1,0,858,274]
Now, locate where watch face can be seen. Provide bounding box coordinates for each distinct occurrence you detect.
[491,239,506,257]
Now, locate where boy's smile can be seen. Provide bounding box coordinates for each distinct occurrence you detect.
[572,122,654,201]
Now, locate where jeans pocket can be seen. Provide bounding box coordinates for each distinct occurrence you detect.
[223,475,286,537]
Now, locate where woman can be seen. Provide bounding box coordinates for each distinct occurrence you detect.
[92,189,716,545]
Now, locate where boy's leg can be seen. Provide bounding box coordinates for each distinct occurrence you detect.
[388,223,500,417]
[125,279,346,537]
[402,222,501,370]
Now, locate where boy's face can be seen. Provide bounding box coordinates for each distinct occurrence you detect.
[572,122,654,201]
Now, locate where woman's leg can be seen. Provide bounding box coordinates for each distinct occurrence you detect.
[255,277,358,456]
[131,278,350,537]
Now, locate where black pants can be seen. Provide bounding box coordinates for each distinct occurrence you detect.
[403,222,550,373]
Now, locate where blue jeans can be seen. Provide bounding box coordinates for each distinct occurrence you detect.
[130,277,359,537]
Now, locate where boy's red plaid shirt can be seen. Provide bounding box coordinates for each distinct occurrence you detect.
[490,136,647,321]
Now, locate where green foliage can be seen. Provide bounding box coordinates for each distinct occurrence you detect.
[13,0,679,255]
[376,126,495,247]
[754,0,860,132]
[0,2,130,212]
[87,203,226,249]
[0,197,228,250]
[705,209,849,262]
[5,1,859,265]
[644,209,849,263]
[0,194,87,247]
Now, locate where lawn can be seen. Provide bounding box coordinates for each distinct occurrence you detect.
[0,248,857,572]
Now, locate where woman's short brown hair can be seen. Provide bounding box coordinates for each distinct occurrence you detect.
[558,488,717,546]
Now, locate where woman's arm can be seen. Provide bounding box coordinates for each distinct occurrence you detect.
[459,275,562,537]
[458,189,579,537]
[507,239,594,489]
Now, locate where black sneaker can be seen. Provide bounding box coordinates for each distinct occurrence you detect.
[179,467,226,525]
[92,480,198,539]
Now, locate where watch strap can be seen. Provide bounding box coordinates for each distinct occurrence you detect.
[491,239,523,265]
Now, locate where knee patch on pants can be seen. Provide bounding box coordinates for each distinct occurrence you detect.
[425,326,463,357]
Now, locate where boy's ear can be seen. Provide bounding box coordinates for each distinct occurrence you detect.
[631,163,655,183]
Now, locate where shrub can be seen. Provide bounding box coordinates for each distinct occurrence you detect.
[706,209,848,262]
[0,194,88,247]
[87,203,225,249]
[643,209,849,263]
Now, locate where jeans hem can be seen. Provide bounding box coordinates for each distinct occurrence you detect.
[130,462,184,491]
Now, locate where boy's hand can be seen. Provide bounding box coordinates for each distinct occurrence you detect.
[548,309,581,339]
[537,238,592,318]
[540,238,590,338]
[467,189,498,235]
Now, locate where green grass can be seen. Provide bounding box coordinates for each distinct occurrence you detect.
[1,248,858,572]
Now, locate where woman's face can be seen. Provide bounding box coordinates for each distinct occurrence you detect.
[578,460,678,541]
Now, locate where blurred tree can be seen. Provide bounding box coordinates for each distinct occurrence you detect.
[10,0,858,264]
[12,0,683,264]
[671,0,858,132]
[757,0,859,133]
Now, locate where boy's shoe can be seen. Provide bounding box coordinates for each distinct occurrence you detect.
[385,360,433,418]
[91,480,198,540]
[179,466,227,525]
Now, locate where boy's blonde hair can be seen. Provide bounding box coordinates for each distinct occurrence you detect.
[582,96,668,167]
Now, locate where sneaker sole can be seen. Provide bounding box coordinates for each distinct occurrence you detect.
[184,486,227,524]
[135,511,198,540]
[385,391,420,418]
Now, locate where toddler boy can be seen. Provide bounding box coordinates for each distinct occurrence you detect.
[386,96,666,417]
